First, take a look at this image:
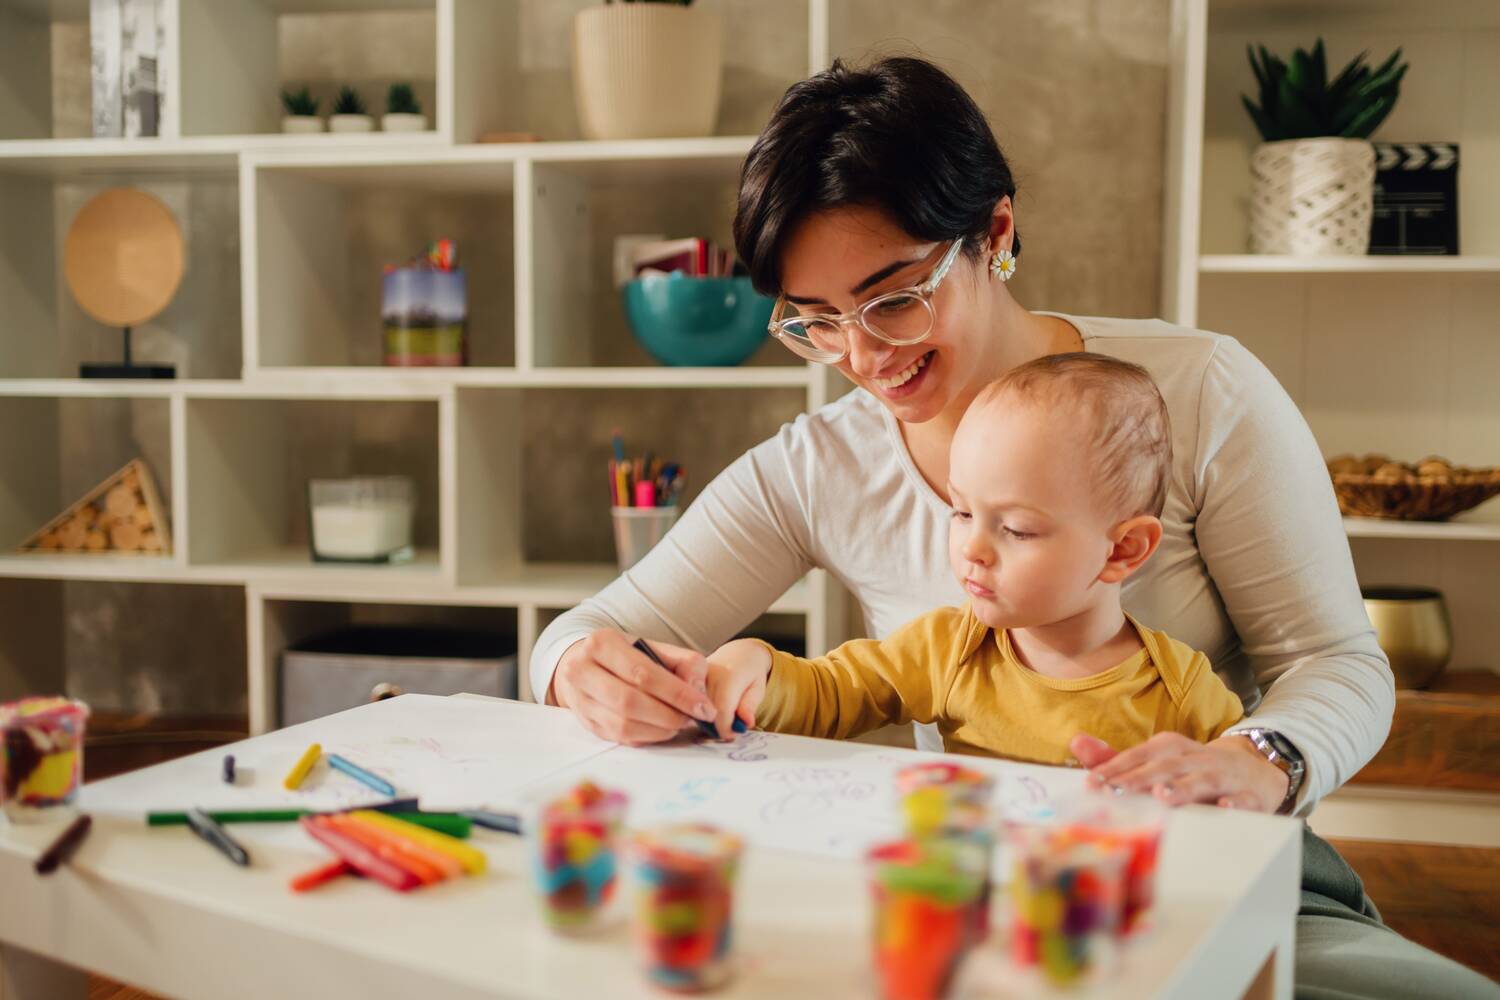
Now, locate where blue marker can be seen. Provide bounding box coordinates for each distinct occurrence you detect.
[326,754,397,797]
[632,638,747,738]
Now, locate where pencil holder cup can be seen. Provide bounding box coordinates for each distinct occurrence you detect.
[629,823,743,993]
[1,697,89,823]
[524,780,630,934]
[866,836,986,1000]
[611,506,679,572]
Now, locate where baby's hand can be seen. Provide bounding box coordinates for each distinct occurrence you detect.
[704,639,773,740]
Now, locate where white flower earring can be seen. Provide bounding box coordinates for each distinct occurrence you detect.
[990,248,1017,282]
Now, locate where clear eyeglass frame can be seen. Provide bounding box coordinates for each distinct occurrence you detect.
[767,238,966,364]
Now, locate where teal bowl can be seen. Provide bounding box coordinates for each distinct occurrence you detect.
[622,274,773,367]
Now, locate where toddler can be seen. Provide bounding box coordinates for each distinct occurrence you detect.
[703,353,1243,764]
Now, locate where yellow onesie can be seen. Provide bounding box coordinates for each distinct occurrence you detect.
[755,605,1244,764]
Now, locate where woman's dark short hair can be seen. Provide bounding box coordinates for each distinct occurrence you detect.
[734,56,1019,297]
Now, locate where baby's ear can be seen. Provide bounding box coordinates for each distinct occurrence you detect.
[1098,515,1163,584]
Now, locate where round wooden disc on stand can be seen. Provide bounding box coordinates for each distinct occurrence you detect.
[63,187,185,379]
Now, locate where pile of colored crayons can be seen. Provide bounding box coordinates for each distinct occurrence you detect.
[609,430,683,509]
[295,809,487,893]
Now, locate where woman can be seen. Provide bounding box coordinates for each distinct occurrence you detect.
[533,58,1498,998]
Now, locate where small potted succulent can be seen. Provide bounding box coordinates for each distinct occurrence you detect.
[1242,39,1407,255]
[381,83,428,133]
[573,0,722,140]
[280,86,323,134]
[328,85,374,133]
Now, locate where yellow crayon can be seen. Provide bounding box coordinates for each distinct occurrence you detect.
[352,810,487,875]
[283,743,322,790]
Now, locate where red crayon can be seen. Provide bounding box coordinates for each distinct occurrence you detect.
[290,858,353,893]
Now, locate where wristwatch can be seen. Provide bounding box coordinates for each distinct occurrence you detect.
[1239,729,1305,815]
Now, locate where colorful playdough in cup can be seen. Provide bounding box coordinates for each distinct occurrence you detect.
[629,823,743,992]
[1,697,89,823]
[867,836,986,1000]
[526,780,628,932]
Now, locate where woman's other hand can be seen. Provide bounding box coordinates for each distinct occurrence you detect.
[1069,732,1291,813]
[550,629,718,746]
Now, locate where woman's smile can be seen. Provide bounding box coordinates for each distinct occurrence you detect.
[868,350,935,399]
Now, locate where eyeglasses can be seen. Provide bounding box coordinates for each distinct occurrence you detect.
[767,238,966,364]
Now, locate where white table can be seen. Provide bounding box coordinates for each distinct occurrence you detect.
[0,697,1302,1000]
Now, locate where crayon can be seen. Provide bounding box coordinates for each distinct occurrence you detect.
[352,810,486,875]
[185,808,251,867]
[284,743,321,790]
[222,754,236,785]
[322,815,446,886]
[327,754,397,797]
[300,816,419,893]
[334,814,463,879]
[34,814,92,875]
[290,858,353,893]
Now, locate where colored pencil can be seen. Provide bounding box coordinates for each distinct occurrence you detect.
[290,858,353,893]
[283,743,321,790]
[352,811,486,875]
[327,754,397,797]
[633,638,746,738]
[34,814,92,875]
[300,817,420,893]
[185,808,251,867]
[461,810,521,835]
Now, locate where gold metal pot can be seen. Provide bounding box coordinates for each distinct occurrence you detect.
[1362,587,1452,690]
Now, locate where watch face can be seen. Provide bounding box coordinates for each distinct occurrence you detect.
[1264,731,1303,764]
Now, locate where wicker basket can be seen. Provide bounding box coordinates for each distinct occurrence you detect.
[1328,454,1500,521]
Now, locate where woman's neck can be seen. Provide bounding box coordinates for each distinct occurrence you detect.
[902,303,1080,502]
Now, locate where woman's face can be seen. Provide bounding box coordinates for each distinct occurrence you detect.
[778,205,998,425]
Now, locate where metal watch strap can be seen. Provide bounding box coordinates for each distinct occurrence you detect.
[1241,728,1304,815]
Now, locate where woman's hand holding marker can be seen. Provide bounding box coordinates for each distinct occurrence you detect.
[551,629,717,746]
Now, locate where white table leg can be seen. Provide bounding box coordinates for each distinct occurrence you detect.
[0,944,86,1000]
[1240,922,1296,1000]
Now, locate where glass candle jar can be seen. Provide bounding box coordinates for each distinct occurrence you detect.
[308,476,415,564]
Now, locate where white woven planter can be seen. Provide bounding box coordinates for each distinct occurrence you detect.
[1250,138,1375,255]
[573,4,723,140]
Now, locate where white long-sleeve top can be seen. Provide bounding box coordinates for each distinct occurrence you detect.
[531,314,1394,812]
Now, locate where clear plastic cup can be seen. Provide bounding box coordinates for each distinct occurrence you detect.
[523,780,629,933]
[1064,793,1167,936]
[867,836,987,1000]
[611,507,679,571]
[1007,821,1128,986]
[629,824,743,993]
[1,697,89,823]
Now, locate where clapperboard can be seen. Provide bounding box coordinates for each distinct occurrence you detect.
[1371,142,1459,255]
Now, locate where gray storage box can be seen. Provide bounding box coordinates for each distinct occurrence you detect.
[280,627,518,727]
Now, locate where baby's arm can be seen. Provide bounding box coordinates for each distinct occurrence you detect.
[705,607,970,741]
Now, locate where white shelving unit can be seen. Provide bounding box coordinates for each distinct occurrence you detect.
[1163,0,1500,675]
[0,0,847,733]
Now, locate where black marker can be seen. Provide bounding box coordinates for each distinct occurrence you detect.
[461,810,522,835]
[186,807,251,867]
[222,754,236,784]
[632,638,746,738]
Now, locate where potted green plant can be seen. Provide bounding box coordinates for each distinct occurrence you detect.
[329,85,374,134]
[382,82,428,133]
[573,0,722,140]
[280,86,323,134]
[1242,39,1407,255]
